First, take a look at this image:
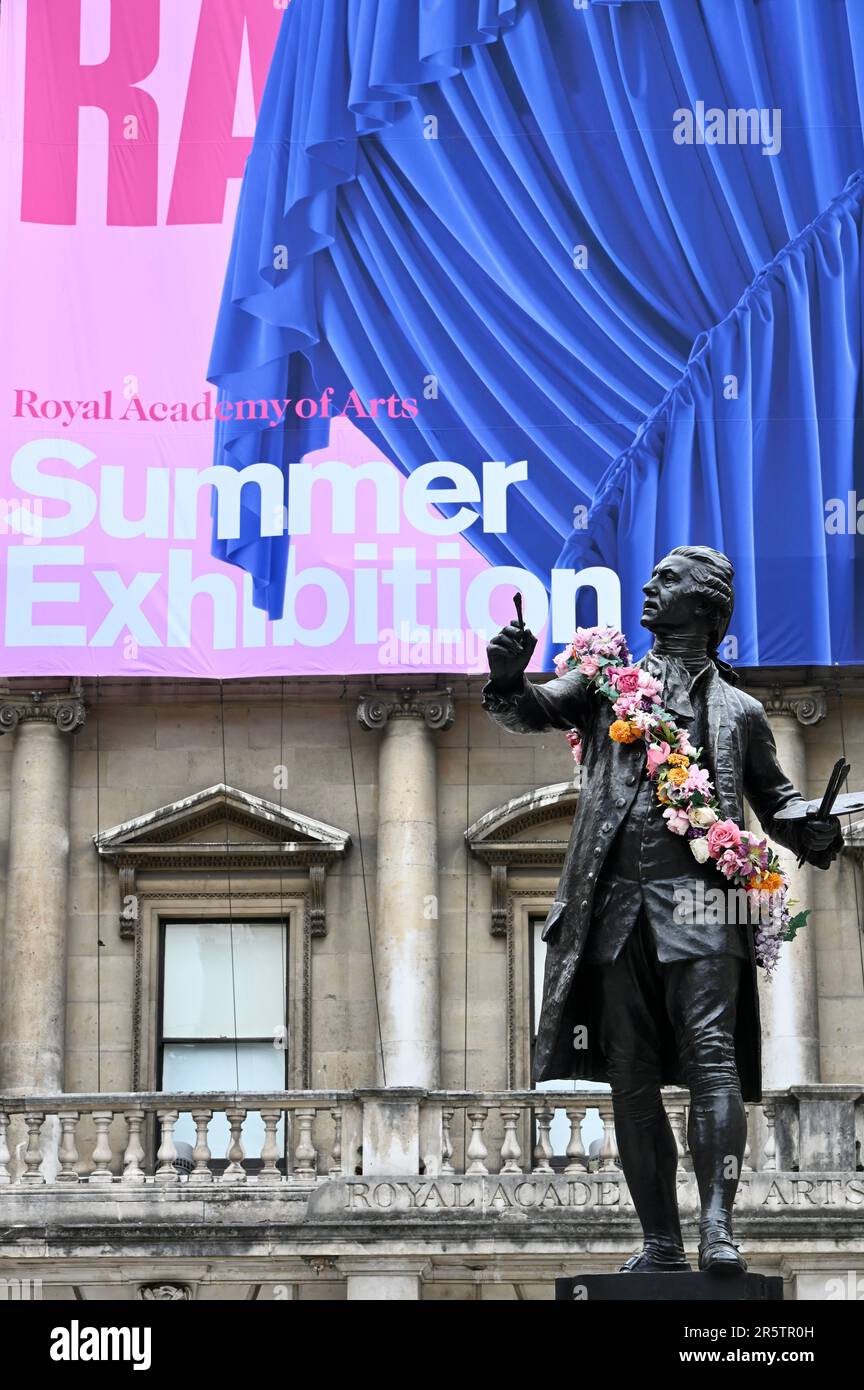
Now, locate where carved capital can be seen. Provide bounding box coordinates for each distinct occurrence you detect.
[357,687,455,732]
[761,686,827,727]
[0,684,86,734]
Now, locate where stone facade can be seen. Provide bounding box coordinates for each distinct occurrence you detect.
[0,671,862,1301]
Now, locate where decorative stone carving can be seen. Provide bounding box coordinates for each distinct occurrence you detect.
[0,685,86,734]
[356,687,455,732]
[759,686,828,726]
[138,1283,191,1301]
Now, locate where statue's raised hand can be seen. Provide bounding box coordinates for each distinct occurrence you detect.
[487,623,537,690]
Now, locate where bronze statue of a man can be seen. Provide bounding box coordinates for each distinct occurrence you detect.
[483,546,841,1274]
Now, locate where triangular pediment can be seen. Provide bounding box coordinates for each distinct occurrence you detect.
[94,783,351,852]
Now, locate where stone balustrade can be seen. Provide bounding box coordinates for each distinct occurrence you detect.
[0,1085,861,1188]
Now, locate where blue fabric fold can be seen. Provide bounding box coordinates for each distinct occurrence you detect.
[558,170,864,666]
[209,0,864,652]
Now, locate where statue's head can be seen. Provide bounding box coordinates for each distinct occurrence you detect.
[641,546,735,651]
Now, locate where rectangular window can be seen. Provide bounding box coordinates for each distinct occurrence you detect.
[159,920,288,1160]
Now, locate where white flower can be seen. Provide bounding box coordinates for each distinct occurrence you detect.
[688,805,718,829]
[689,836,711,864]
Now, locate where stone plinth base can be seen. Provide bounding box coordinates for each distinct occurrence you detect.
[556,1273,783,1302]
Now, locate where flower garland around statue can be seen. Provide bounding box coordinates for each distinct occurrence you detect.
[555,626,807,972]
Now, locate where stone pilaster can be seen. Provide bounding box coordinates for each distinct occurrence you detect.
[753,687,825,1088]
[357,689,454,1089]
[0,686,85,1093]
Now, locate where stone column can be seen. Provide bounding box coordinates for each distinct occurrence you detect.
[0,687,86,1093]
[754,688,826,1088]
[357,689,454,1089]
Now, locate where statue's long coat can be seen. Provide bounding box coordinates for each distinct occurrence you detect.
[483,662,839,1103]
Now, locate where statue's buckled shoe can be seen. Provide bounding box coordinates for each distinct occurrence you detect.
[698,1226,747,1275]
[619,1241,691,1273]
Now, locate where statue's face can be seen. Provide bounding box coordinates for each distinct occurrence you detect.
[641,553,710,632]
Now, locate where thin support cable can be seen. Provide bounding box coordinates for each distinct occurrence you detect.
[218,680,241,1094]
[95,677,102,1093]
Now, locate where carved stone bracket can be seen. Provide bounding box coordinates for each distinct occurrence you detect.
[490,863,509,938]
[138,1283,191,1301]
[309,863,326,937]
[759,686,827,727]
[356,687,455,732]
[0,683,86,734]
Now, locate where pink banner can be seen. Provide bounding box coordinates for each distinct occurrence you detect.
[0,1,594,678]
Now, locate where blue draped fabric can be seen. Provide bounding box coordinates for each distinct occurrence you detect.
[208,0,864,667]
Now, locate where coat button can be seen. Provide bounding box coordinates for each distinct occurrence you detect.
[580,899,588,911]
[586,871,595,881]
[593,846,602,856]
[601,822,612,834]
[625,774,636,786]
[616,797,626,808]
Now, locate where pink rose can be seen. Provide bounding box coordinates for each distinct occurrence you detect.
[607,666,641,694]
[717,848,745,880]
[706,819,742,859]
[682,765,712,797]
[646,740,671,776]
[578,655,599,677]
[636,672,662,704]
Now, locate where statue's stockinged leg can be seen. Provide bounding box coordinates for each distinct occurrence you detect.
[594,921,690,1272]
[668,955,748,1274]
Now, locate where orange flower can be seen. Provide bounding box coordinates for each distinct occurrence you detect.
[665,765,689,786]
[667,752,690,768]
[609,719,642,745]
[752,871,783,893]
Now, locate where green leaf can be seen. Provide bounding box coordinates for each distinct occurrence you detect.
[785,909,810,943]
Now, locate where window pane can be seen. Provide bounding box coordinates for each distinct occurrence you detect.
[163,922,286,1039]
[163,1042,285,1155]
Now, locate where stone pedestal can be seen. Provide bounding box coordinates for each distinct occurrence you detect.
[342,1257,431,1302]
[555,1273,783,1301]
[0,688,85,1094]
[755,689,826,1088]
[357,690,454,1089]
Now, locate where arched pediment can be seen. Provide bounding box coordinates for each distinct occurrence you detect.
[465,781,578,864]
[465,782,578,936]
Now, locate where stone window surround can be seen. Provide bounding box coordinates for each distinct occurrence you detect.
[466,780,579,1089]
[93,783,352,1091]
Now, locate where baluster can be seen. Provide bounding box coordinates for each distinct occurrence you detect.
[188,1110,213,1185]
[155,1109,179,1185]
[669,1102,688,1173]
[223,1109,247,1183]
[21,1111,46,1185]
[742,1106,753,1173]
[564,1107,586,1173]
[121,1109,146,1185]
[259,1108,282,1186]
[56,1111,80,1184]
[597,1102,618,1170]
[532,1105,554,1174]
[440,1106,455,1175]
[0,1112,11,1186]
[762,1100,776,1172]
[89,1110,114,1185]
[329,1106,342,1178]
[293,1107,317,1180]
[466,1107,490,1175]
[499,1104,523,1174]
